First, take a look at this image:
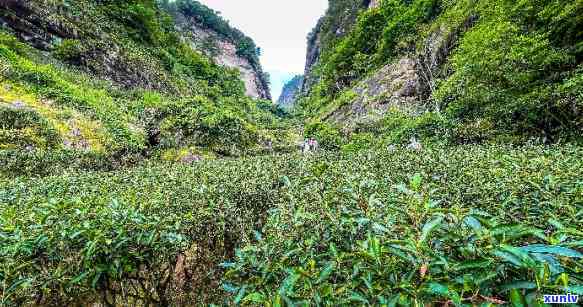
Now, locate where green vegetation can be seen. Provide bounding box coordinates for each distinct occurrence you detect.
[2,146,582,305]
[300,0,582,144]
[317,0,440,96]
[0,0,289,176]
[307,0,369,68]
[435,1,582,141]
[0,155,289,305]
[0,0,582,305]
[224,145,583,305]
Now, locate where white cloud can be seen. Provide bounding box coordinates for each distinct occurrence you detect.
[197,0,328,99]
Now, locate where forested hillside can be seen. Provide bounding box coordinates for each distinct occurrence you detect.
[0,0,581,306]
[298,0,582,147]
[0,0,291,177]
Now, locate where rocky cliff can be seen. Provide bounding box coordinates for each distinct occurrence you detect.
[171,3,271,100]
[0,0,270,99]
[277,75,303,107]
[301,0,370,95]
[301,0,581,143]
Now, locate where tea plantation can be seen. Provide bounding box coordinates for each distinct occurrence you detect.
[1,0,582,305]
[1,145,582,305]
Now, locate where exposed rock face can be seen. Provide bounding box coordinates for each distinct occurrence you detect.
[301,20,323,96]
[306,2,479,125]
[326,57,423,123]
[0,0,76,50]
[174,14,271,100]
[301,0,369,95]
[417,15,479,97]
[277,75,303,107]
[0,1,172,91]
[0,1,271,99]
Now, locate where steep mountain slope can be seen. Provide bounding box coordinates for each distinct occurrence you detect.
[1,1,582,306]
[301,0,371,95]
[0,0,270,99]
[168,0,271,100]
[277,75,303,107]
[300,0,582,145]
[0,0,285,175]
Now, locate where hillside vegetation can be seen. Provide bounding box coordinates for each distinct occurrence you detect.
[0,0,289,177]
[300,0,581,146]
[0,0,582,306]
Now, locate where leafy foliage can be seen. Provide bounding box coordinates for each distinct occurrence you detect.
[304,121,342,150]
[0,155,292,305]
[223,145,583,305]
[301,0,582,143]
[0,7,287,175]
[1,1,582,306]
[2,145,582,305]
[314,0,441,97]
[435,0,582,140]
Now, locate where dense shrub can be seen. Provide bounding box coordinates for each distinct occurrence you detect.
[53,39,87,65]
[0,106,61,149]
[315,0,442,97]
[0,156,295,305]
[304,121,343,150]
[223,145,583,305]
[2,142,582,305]
[435,4,580,140]
[0,149,135,178]
[376,109,451,144]
[302,0,582,143]
[340,132,375,153]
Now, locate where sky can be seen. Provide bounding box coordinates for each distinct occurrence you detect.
[197,0,328,100]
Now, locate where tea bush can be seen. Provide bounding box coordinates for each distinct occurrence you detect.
[304,121,343,150]
[2,145,581,305]
[0,155,300,305]
[0,105,61,150]
[223,145,583,305]
[1,1,582,306]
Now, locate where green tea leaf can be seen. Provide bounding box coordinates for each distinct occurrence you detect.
[317,262,335,284]
[520,244,583,258]
[244,292,265,303]
[501,281,537,291]
[420,216,444,244]
[509,289,526,307]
